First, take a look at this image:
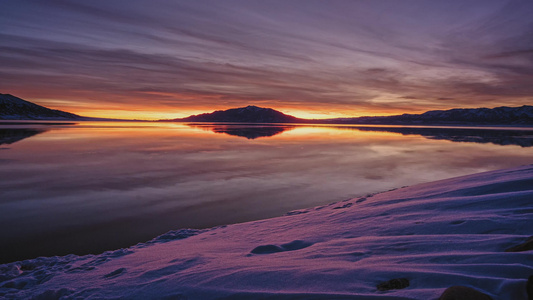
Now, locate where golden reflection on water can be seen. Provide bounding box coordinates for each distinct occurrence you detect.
[282,125,407,140]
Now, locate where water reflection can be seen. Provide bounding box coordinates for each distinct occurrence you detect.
[0,122,532,263]
[187,123,533,147]
[345,126,533,147]
[187,124,296,139]
[0,128,48,145]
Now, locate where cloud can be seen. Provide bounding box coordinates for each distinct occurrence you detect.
[1,0,532,117]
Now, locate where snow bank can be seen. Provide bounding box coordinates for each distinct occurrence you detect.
[1,165,532,299]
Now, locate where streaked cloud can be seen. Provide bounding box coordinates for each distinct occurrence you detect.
[0,0,531,119]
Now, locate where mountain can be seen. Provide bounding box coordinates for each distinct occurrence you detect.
[171,105,533,126]
[4,92,531,125]
[0,93,82,120]
[172,105,305,123]
[328,105,533,126]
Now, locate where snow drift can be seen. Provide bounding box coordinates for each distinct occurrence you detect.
[1,165,532,299]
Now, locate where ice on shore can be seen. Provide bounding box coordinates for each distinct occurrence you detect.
[1,165,532,299]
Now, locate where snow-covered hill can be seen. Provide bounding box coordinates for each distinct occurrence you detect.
[0,94,81,120]
[1,165,531,299]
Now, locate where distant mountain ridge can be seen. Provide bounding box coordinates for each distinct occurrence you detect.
[330,105,533,126]
[0,93,82,120]
[173,104,533,126]
[1,93,532,125]
[173,105,305,123]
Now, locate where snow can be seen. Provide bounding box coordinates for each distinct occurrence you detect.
[1,165,532,299]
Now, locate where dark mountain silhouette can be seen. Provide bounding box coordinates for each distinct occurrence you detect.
[0,93,83,120]
[326,105,533,126]
[173,106,305,123]
[171,105,533,126]
[188,124,295,139]
[3,93,531,125]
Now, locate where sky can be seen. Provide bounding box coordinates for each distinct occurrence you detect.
[1,0,532,120]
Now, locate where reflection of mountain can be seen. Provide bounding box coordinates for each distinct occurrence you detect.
[189,124,295,139]
[350,126,533,147]
[0,128,48,145]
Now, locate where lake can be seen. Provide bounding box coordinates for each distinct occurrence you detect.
[0,121,532,263]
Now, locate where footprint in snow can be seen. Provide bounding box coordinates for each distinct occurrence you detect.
[250,240,313,255]
[333,202,353,209]
[104,268,126,279]
[355,197,367,203]
[450,220,466,225]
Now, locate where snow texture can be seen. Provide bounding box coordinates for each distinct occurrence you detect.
[1,165,532,299]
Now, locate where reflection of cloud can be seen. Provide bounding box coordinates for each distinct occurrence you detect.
[0,128,48,145]
[187,124,295,139]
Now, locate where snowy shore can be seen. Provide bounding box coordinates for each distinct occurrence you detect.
[1,165,532,299]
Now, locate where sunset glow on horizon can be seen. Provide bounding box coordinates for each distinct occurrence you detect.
[74,105,424,121]
[20,94,432,120]
[1,1,532,119]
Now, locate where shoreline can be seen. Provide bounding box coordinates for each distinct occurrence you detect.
[1,165,532,299]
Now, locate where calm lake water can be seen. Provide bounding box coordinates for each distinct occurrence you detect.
[1,121,532,263]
